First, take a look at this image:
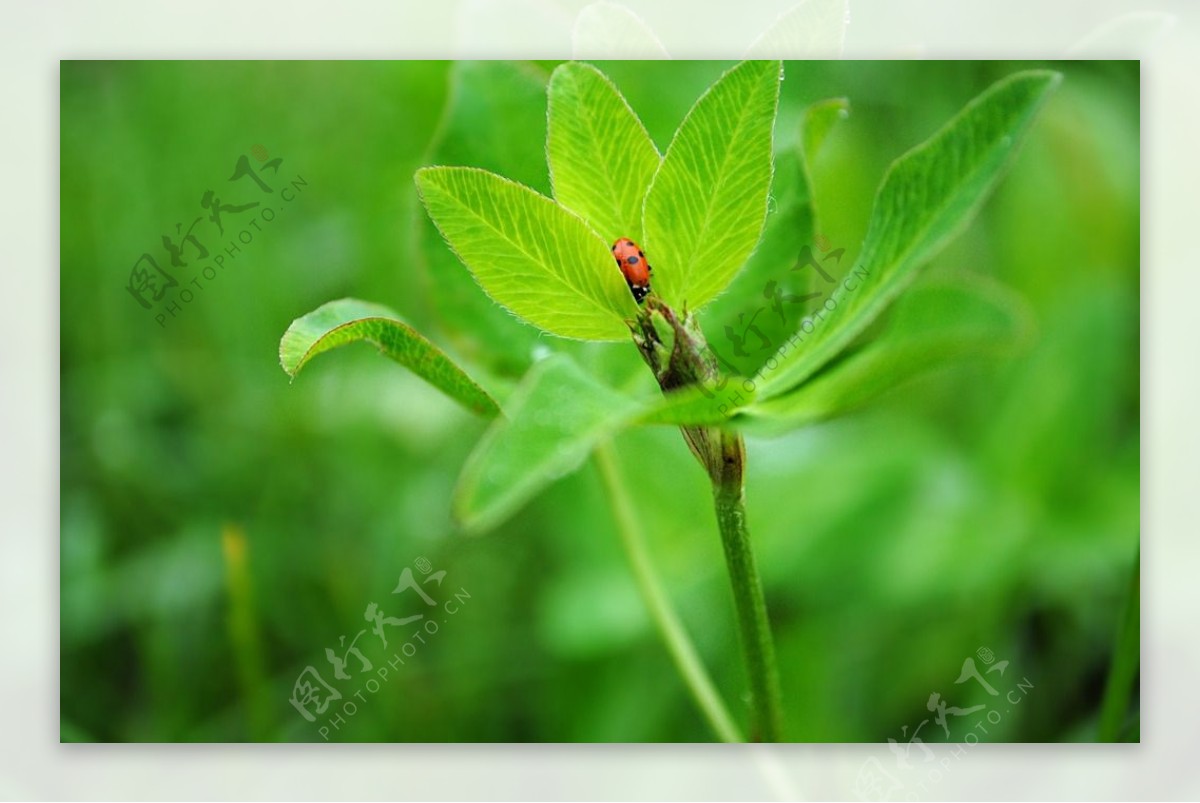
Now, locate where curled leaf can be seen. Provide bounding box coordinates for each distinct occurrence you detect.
[280,298,500,418]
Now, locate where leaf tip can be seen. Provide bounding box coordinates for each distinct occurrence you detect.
[1007,68,1064,100]
[413,164,454,195]
[548,59,598,84]
[413,165,432,189]
[450,472,496,538]
[278,328,304,382]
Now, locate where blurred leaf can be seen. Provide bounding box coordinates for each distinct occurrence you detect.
[760,70,1060,398]
[700,143,810,377]
[455,349,756,532]
[414,61,550,375]
[700,96,846,378]
[700,94,849,379]
[455,354,640,533]
[1097,554,1140,741]
[638,380,759,426]
[745,0,849,58]
[571,2,670,58]
[416,166,638,341]
[1068,12,1175,55]
[644,60,782,312]
[744,277,1032,426]
[429,62,552,193]
[60,720,95,743]
[280,298,500,417]
[547,61,661,242]
[802,96,850,168]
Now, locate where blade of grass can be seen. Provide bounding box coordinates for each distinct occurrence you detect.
[221,523,270,740]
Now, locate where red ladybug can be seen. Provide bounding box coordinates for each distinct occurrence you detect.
[611,237,651,303]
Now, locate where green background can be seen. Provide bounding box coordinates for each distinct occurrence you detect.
[60,60,1139,742]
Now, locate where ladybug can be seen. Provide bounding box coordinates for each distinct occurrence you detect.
[611,237,652,303]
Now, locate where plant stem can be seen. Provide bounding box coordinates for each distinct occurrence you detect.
[594,440,744,743]
[1097,553,1139,741]
[627,298,784,741]
[710,429,784,743]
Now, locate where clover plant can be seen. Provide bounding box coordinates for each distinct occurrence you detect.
[280,60,1058,741]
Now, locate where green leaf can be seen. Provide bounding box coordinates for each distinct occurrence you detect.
[699,143,812,378]
[801,97,850,169]
[413,61,550,377]
[758,70,1059,398]
[279,298,500,418]
[744,277,1032,427]
[699,96,847,378]
[455,354,641,534]
[415,166,638,342]
[643,60,782,312]
[453,349,758,532]
[637,380,759,427]
[547,61,661,243]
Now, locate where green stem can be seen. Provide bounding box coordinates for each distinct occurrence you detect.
[594,440,744,743]
[711,431,784,743]
[1097,553,1139,741]
[626,298,783,740]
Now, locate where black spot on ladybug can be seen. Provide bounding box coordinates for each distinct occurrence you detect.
[611,244,616,250]
[638,250,644,257]
[627,256,639,264]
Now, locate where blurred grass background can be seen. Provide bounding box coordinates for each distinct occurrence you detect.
[60,60,1138,742]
